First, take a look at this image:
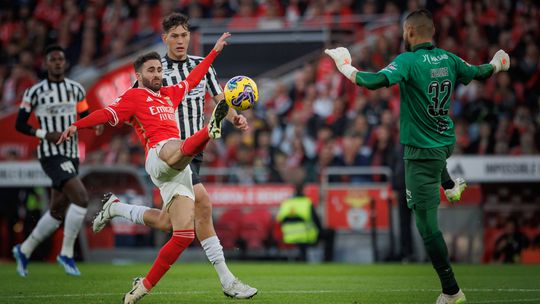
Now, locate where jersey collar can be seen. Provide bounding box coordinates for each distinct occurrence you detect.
[412,42,435,52]
[164,54,187,64]
[139,87,161,97]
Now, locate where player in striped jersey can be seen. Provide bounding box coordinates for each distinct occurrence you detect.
[91,13,257,299]
[12,45,103,277]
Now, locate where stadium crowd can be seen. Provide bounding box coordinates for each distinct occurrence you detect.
[0,0,539,185]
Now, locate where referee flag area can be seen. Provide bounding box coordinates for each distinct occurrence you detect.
[1,263,539,304]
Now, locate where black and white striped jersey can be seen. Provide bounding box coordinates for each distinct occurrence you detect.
[161,54,223,140]
[20,78,86,159]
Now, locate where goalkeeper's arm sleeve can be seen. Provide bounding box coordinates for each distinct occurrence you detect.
[473,64,495,81]
[355,71,389,90]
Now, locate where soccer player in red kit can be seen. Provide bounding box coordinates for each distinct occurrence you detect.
[58,33,231,304]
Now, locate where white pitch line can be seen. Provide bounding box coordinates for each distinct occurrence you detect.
[3,288,540,299]
[469,298,540,303]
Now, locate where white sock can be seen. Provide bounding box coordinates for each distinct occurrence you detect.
[20,211,61,258]
[60,204,87,258]
[201,236,235,286]
[110,202,149,225]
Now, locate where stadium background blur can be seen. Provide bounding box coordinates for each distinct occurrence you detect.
[0,0,539,265]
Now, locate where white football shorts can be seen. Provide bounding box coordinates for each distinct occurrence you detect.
[145,138,194,210]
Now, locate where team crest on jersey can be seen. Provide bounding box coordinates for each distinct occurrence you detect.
[165,97,173,106]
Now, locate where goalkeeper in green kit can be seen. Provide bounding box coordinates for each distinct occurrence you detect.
[325,8,510,304]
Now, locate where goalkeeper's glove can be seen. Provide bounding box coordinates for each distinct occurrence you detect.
[324,47,358,78]
[489,49,510,73]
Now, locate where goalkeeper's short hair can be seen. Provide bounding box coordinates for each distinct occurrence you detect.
[405,8,435,37]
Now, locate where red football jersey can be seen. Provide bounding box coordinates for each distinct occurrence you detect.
[105,82,189,152]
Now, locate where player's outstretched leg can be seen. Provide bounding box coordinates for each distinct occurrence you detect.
[122,196,195,303]
[208,99,229,139]
[92,192,118,232]
[93,193,149,233]
[436,289,466,304]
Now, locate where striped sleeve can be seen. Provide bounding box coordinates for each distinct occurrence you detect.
[77,84,86,102]
[206,64,223,97]
[69,80,86,102]
[20,83,40,112]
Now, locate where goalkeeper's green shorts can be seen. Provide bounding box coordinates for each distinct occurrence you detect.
[403,145,453,210]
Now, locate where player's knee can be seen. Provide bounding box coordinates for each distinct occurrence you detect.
[158,220,173,233]
[195,192,212,216]
[73,192,89,208]
[195,195,212,224]
[49,207,65,221]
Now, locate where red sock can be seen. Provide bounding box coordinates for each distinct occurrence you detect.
[142,230,195,290]
[180,126,210,156]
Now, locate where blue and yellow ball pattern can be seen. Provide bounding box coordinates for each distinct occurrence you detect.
[224,76,259,111]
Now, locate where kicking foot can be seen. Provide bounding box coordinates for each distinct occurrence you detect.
[57,255,81,276]
[436,289,466,304]
[12,244,29,277]
[444,177,467,203]
[208,99,229,139]
[92,192,120,233]
[222,278,258,299]
[123,277,149,304]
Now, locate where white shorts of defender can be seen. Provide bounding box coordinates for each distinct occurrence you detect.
[145,138,194,209]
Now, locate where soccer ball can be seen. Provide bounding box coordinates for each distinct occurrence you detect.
[224,76,258,111]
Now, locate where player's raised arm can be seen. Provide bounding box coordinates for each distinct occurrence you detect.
[325,47,389,90]
[490,50,510,73]
[57,109,111,144]
[184,32,231,92]
[474,49,510,81]
[57,93,135,144]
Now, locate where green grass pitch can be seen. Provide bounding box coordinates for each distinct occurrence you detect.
[1,262,539,303]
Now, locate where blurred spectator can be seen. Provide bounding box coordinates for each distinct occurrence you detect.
[1,64,36,111]
[258,0,284,29]
[493,218,530,263]
[331,130,370,183]
[466,122,495,154]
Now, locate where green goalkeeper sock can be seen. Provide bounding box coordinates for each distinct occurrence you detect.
[415,208,460,295]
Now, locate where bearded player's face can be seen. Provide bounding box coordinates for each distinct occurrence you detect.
[163,25,190,61]
[138,60,162,92]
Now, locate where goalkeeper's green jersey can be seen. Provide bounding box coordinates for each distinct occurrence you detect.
[379,42,478,148]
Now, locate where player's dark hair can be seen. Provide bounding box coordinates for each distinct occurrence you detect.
[162,13,190,33]
[404,8,435,37]
[44,45,64,57]
[405,8,433,21]
[133,52,161,72]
